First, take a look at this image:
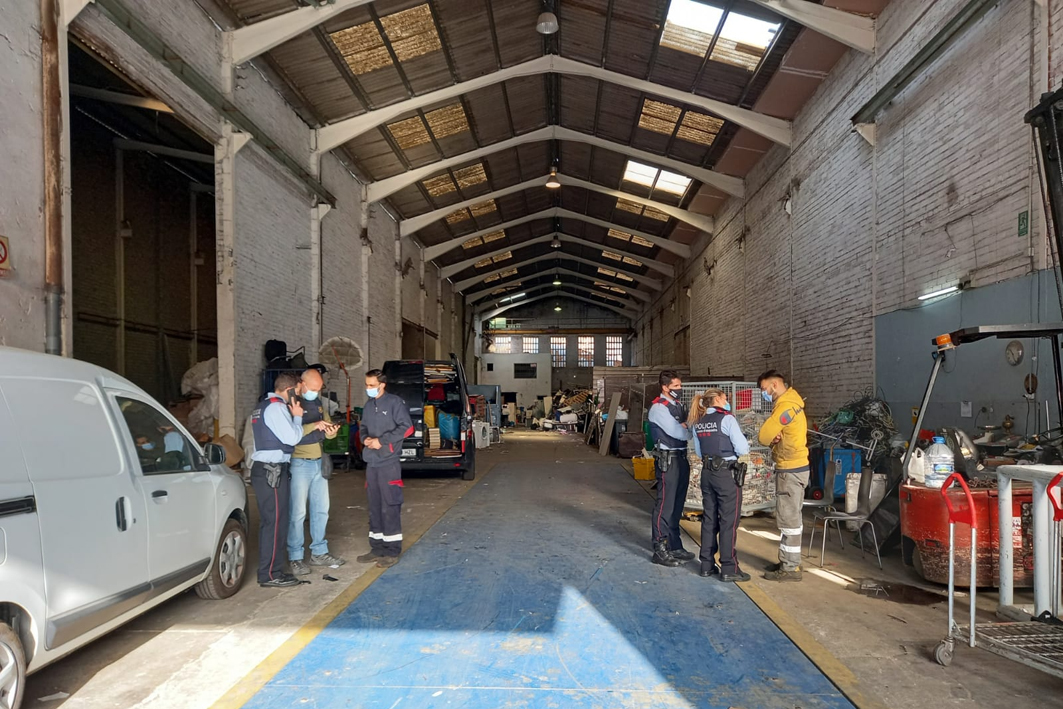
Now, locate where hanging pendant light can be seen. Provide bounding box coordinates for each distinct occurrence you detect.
[552,274,562,286]
[545,166,561,189]
[536,11,559,35]
[550,236,562,249]
[554,304,562,312]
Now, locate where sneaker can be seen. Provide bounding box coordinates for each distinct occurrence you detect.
[763,568,802,582]
[289,559,310,576]
[720,570,752,583]
[376,556,399,568]
[670,548,695,562]
[356,551,381,564]
[310,553,346,568]
[260,576,300,588]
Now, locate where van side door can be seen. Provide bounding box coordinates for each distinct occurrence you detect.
[109,394,216,593]
[0,377,149,651]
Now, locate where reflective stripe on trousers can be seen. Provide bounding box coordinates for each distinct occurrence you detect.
[775,469,809,571]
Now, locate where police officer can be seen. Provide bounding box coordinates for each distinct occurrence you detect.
[690,388,751,582]
[647,370,693,566]
[250,372,310,588]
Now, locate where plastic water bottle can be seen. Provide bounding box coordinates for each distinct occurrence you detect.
[924,437,954,489]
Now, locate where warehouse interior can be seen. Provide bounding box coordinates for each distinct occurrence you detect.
[5,0,1063,707]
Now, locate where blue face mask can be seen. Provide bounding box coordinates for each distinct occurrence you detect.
[303,390,319,401]
[140,442,155,451]
[722,402,732,412]
[366,388,379,398]
[761,389,773,403]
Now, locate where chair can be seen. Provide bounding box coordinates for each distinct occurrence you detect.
[804,458,838,511]
[807,464,882,569]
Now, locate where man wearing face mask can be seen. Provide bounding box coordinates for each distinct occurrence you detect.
[757,370,809,582]
[647,370,693,567]
[690,389,751,582]
[357,369,413,568]
[249,373,306,588]
[288,368,345,576]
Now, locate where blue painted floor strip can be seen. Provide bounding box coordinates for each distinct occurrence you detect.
[243,462,855,709]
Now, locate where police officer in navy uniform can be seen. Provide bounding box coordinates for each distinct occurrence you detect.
[647,370,693,566]
[249,372,315,588]
[690,388,751,582]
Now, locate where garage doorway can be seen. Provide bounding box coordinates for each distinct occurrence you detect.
[69,42,218,403]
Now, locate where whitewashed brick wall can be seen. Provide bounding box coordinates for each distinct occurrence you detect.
[368,207,399,368]
[638,0,1048,416]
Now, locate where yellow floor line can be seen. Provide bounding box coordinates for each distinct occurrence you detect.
[642,477,889,709]
[210,465,496,709]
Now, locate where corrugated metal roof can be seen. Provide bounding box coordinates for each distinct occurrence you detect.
[213,0,891,298]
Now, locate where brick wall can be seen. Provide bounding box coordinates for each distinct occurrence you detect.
[637,0,1048,417]
[0,0,45,350]
[367,206,399,369]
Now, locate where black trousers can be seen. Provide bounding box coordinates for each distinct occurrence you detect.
[251,461,291,583]
[700,463,743,574]
[367,460,404,557]
[652,452,690,551]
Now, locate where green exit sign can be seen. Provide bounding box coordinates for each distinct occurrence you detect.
[1019,210,1029,238]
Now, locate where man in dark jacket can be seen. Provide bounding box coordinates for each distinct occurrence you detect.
[357,369,413,568]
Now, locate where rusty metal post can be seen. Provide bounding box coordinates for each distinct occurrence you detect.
[42,0,64,354]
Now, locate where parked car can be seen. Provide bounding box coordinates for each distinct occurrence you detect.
[381,356,476,480]
[0,348,249,709]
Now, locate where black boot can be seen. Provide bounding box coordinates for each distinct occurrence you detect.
[652,542,681,567]
[670,548,695,562]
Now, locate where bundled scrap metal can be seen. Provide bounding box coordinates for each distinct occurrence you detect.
[685,448,776,516]
[815,390,897,467]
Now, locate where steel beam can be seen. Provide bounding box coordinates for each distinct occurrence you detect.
[444,238,667,282]
[559,176,713,236]
[228,0,376,66]
[114,138,214,164]
[748,0,875,54]
[365,125,743,200]
[63,0,94,24]
[421,207,688,260]
[71,84,173,112]
[475,281,642,312]
[483,291,637,322]
[454,252,662,292]
[317,55,791,153]
[467,267,651,305]
[441,232,674,279]
[404,175,706,247]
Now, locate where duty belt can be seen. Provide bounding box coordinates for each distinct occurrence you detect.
[703,456,747,487]
[652,447,683,472]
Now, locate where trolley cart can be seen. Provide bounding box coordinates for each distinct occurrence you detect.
[935,472,1063,677]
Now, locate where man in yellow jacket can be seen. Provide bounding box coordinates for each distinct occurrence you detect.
[757,370,809,582]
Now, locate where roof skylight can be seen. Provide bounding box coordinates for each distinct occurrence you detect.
[379,4,442,64]
[622,160,692,197]
[638,100,682,136]
[616,198,670,221]
[709,11,780,71]
[677,111,724,146]
[660,0,724,57]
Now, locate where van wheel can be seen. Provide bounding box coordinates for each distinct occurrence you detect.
[461,468,476,481]
[0,622,25,709]
[195,519,247,600]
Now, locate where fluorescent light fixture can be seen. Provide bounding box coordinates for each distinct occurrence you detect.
[545,167,561,189]
[500,292,526,303]
[536,11,559,35]
[918,285,960,301]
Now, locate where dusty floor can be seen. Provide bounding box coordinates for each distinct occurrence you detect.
[22,431,1063,708]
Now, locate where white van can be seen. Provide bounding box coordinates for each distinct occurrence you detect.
[0,348,249,709]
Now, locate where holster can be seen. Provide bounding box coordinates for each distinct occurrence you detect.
[653,448,678,473]
[264,462,283,489]
[733,462,748,488]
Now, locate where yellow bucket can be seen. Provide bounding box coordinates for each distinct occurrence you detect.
[632,457,656,481]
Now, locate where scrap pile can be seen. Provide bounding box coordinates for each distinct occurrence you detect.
[685,449,776,516]
[815,390,898,467]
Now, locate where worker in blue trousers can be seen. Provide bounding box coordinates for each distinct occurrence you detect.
[647,370,694,567]
[689,388,751,582]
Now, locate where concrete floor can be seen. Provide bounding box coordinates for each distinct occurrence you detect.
[22,431,1063,708]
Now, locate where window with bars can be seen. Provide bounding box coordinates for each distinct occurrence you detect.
[578,336,595,368]
[606,336,624,367]
[492,335,512,354]
[551,337,566,367]
[522,336,540,354]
